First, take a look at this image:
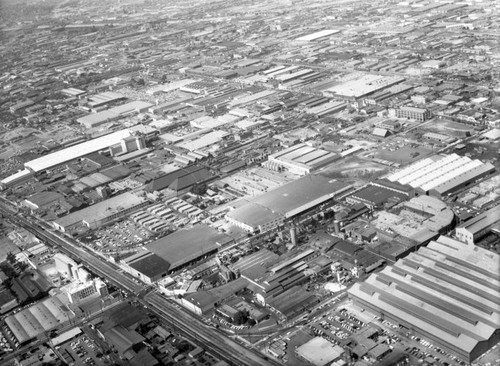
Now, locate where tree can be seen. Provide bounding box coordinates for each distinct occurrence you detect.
[177,340,191,353]
[6,252,16,264]
[190,182,207,195]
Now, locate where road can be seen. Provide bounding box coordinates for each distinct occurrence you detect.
[145,292,279,366]
[0,200,279,366]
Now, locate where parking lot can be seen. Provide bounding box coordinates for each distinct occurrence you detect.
[346,302,479,366]
[57,334,108,366]
[80,219,152,254]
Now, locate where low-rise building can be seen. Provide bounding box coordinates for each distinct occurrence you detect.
[455,205,500,245]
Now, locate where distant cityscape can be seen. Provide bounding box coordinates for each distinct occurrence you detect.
[0,1,499,366]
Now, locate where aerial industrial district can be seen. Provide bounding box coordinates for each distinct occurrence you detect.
[0,1,499,366]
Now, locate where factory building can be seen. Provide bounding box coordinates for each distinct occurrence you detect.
[77,101,153,128]
[322,74,406,100]
[386,154,495,197]
[52,192,148,232]
[264,143,340,176]
[146,165,214,193]
[455,205,500,245]
[346,185,408,210]
[226,175,351,234]
[0,169,33,190]
[141,225,230,274]
[348,236,500,363]
[21,129,134,174]
[120,251,170,284]
[5,295,75,344]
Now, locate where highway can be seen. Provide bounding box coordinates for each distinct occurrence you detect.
[0,200,278,366]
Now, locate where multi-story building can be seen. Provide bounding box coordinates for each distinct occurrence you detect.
[63,278,108,304]
[395,106,431,121]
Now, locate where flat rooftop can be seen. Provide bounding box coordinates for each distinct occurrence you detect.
[53,192,147,229]
[227,175,351,228]
[25,129,132,173]
[296,337,344,366]
[147,225,229,271]
[325,73,405,99]
[252,175,351,217]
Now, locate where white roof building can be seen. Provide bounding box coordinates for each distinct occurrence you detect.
[24,129,132,173]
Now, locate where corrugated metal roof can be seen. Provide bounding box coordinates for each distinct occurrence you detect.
[348,235,500,360]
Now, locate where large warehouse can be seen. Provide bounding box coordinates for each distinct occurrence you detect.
[348,235,500,363]
[226,175,351,233]
[145,225,231,273]
[264,143,340,176]
[23,129,134,174]
[52,192,148,232]
[5,294,75,344]
[77,101,153,128]
[322,73,406,100]
[386,153,495,197]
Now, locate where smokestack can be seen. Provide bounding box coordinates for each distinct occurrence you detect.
[334,220,341,234]
[290,225,297,247]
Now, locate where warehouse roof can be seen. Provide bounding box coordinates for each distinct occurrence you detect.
[77,101,153,128]
[325,74,405,99]
[456,205,500,235]
[184,277,249,314]
[24,191,63,208]
[227,175,351,228]
[348,236,500,359]
[5,295,71,343]
[126,251,170,278]
[147,225,226,271]
[253,175,351,217]
[53,192,147,229]
[349,185,406,206]
[296,29,340,42]
[146,165,214,192]
[387,154,494,194]
[296,337,344,366]
[25,129,132,173]
[104,326,145,354]
[226,202,282,229]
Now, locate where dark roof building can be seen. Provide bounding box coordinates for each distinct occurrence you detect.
[103,325,145,356]
[146,225,230,273]
[346,185,407,210]
[146,165,214,193]
[348,236,500,363]
[121,251,170,284]
[226,175,351,233]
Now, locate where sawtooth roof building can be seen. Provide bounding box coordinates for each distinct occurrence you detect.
[5,294,74,344]
[386,154,495,197]
[264,143,340,176]
[348,235,500,363]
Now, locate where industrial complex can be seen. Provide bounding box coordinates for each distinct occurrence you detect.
[387,153,495,197]
[0,0,499,365]
[348,235,500,363]
[226,175,351,233]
